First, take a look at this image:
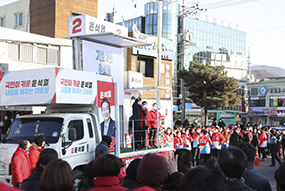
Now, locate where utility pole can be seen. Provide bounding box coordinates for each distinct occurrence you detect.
[179,2,205,122]
[180,0,186,122]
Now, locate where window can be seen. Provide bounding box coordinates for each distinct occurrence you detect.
[15,12,23,27]
[250,97,265,107]
[87,118,94,138]
[62,120,84,146]
[137,56,154,78]
[270,96,285,107]
[71,11,82,17]
[0,16,5,27]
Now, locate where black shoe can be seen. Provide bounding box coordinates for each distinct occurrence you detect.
[152,145,158,148]
[269,165,275,167]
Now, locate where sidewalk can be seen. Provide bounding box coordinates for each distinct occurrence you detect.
[254,156,284,191]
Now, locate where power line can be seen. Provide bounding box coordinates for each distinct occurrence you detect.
[247,25,285,34]
[202,0,261,9]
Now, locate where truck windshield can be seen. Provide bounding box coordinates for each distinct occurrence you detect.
[4,117,63,144]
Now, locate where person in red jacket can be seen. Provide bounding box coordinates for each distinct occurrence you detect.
[211,126,225,158]
[29,135,45,172]
[149,103,164,148]
[198,130,212,165]
[259,127,268,161]
[182,129,193,150]
[89,154,127,191]
[163,127,173,147]
[174,131,184,150]
[11,140,31,188]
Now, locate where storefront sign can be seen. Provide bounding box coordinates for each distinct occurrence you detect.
[269,107,285,117]
[127,71,143,88]
[248,107,268,116]
[68,14,128,37]
[132,37,175,60]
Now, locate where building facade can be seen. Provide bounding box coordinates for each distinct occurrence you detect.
[0,27,72,133]
[175,17,247,110]
[0,0,30,32]
[248,78,285,126]
[118,2,247,112]
[0,0,98,38]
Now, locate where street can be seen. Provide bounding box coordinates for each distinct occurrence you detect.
[254,156,283,191]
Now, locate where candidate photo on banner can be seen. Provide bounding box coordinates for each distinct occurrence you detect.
[100,98,115,137]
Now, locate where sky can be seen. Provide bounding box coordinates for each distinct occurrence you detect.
[1,0,285,69]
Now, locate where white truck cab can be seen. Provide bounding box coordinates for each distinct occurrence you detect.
[0,112,101,184]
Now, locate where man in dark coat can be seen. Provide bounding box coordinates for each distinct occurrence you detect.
[132,94,146,150]
[230,127,242,146]
[238,142,272,191]
[218,146,256,191]
[218,118,226,129]
[95,135,112,159]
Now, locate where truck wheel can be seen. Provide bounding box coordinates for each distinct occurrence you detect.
[73,170,84,189]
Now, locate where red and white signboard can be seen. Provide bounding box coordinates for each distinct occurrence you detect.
[0,68,99,106]
[68,14,128,37]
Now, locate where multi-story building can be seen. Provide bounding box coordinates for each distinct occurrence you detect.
[0,26,72,133]
[248,78,285,126]
[0,0,97,38]
[118,1,247,112]
[0,0,30,32]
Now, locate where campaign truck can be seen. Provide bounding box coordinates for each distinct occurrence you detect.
[0,67,173,186]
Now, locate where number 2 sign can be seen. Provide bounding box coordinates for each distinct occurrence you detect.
[72,18,82,34]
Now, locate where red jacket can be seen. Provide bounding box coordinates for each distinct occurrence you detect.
[29,143,44,172]
[144,108,152,127]
[11,147,31,186]
[259,132,267,147]
[0,182,22,191]
[198,135,213,147]
[211,132,225,145]
[132,186,156,191]
[182,133,193,147]
[247,130,253,141]
[163,132,173,145]
[192,131,200,141]
[174,136,183,149]
[149,109,163,129]
[89,176,127,191]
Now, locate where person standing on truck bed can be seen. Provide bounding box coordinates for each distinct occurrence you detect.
[149,103,164,148]
[100,98,115,138]
[11,140,31,188]
[132,93,146,150]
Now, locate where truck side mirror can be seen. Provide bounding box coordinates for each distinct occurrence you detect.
[68,128,77,141]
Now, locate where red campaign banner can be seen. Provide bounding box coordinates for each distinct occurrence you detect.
[97,81,115,107]
[125,132,133,148]
[109,137,115,152]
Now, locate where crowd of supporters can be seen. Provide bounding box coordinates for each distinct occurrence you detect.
[3,118,285,191]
